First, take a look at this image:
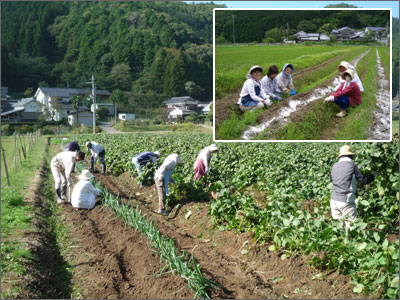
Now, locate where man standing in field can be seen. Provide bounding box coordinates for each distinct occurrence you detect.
[329,145,375,230]
[86,141,106,174]
[154,154,183,216]
[51,150,85,203]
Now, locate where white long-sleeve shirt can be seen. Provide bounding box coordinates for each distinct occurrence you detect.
[71,180,101,209]
[89,142,104,163]
[194,146,213,173]
[237,79,268,104]
[51,151,76,185]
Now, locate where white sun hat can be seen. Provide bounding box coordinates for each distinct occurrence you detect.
[79,169,94,180]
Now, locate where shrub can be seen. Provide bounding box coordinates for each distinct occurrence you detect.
[152,119,162,125]
[17,125,33,134]
[1,124,14,136]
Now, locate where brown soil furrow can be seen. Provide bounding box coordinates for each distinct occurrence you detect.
[93,171,368,299]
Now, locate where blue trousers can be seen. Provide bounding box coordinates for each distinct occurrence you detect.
[334,95,350,110]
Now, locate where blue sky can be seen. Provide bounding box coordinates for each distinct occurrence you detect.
[192,1,399,18]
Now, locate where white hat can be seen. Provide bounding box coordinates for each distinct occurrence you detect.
[339,145,355,157]
[154,151,160,157]
[209,144,219,152]
[79,169,94,180]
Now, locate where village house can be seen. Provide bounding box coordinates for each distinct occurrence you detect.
[294,31,329,42]
[163,96,211,121]
[1,97,43,121]
[34,87,111,121]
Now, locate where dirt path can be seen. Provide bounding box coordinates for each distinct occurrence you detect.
[214,54,347,130]
[367,49,391,140]
[241,50,370,140]
[91,171,368,299]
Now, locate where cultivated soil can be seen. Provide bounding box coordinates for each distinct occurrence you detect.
[65,170,370,299]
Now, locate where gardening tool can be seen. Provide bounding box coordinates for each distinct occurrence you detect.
[290,89,296,95]
[68,185,71,203]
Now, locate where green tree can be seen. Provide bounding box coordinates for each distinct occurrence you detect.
[297,20,316,32]
[263,27,282,43]
[110,63,132,91]
[71,95,82,123]
[24,87,35,97]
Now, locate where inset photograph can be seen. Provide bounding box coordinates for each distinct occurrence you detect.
[214,9,392,141]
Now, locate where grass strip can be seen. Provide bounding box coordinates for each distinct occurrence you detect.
[216,47,367,140]
[260,48,374,140]
[334,48,378,139]
[86,176,219,299]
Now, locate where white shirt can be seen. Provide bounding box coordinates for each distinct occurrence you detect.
[237,79,268,104]
[71,180,101,209]
[154,154,179,181]
[51,151,76,184]
[89,142,104,163]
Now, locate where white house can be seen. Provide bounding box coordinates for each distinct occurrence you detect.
[163,96,199,111]
[168,107,193,121]
[319,33,329,41]
[1,97,43,121]
[198,102,212,115]
[34,87,111,121]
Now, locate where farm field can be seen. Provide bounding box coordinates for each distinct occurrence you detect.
[214,45,391,140]
[29,132,398,299]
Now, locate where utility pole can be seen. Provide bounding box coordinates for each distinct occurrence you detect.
[232,14,235,45]
[287,22,289,42]
[86,73,97,134]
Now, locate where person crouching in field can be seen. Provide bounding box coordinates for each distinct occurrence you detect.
[276,63,296,95]
[132,151,160,187]
[194,144,219,185]
[71,170,101,210]
[324,69,361,118]
[336,61,364,92]
[330,145,374,230]
[237,65,271,112]
[261,65,283,101]
[154,154,184,216]
[51,150,85,204]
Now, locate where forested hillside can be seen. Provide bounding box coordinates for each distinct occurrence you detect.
[215,10,390,43]
[1,1,224,107]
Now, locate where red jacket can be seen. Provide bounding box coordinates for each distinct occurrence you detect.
[331,82,362,107]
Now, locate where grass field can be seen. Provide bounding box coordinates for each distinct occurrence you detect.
[215,44,368,98]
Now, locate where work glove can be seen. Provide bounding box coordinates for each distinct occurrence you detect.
[324,95,334,103]
[290,89,296,95]
[263,99,272,106]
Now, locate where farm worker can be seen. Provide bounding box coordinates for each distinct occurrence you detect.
[63,141,81,173]
[324,69,361,118]
[261,65,283,101]
[329,145,374,230]
[237,65,271,112]
[194,144,219,181]
[71,169,101,210]
[336,61,364,92]
[86,141,106,174]
[276,63,296,94]
[51,150,85,204]
[154,154,184,216]
[132,151,160,187]
[63,141,80,152]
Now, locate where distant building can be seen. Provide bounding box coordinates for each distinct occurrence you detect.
[163,96,211,121]
[68,109,94,126]
[1,97,43,121]
[34,87,111,121]
[295,31,329,42]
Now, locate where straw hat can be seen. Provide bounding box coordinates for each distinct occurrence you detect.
[209,144,219,153]
[341,69,354,80]
[338,61,349,70]
[79,169,94,180]
[339,145,354,157]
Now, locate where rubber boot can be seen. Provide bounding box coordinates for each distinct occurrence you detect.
[101,161,106,174]
[89,156,95,172]
[56,188,63,203]
[61,185,67,200]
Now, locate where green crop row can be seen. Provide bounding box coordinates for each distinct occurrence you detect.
[61,133,399,298]
[215,44,368,98]
[216,46,368,140]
